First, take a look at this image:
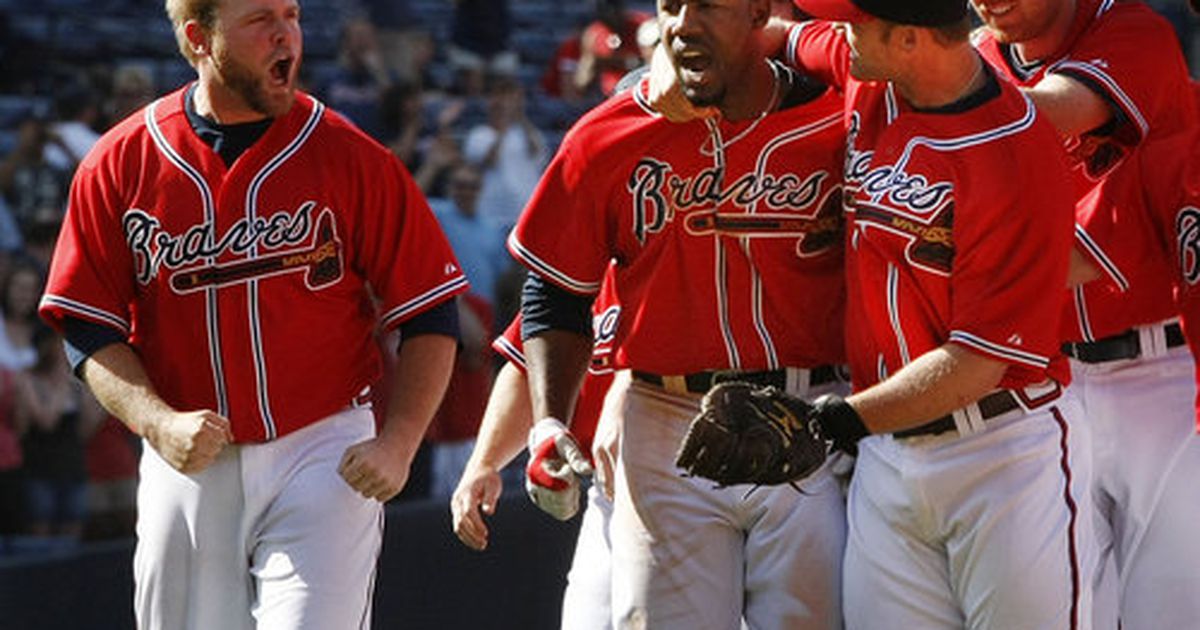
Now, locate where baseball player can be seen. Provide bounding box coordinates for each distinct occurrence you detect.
[770,0,1091,627]
[451,275,620,630]
[1079,99,1200,629]
[510,1,852,627]
[969,2,1200,627]
[36,0,466,628]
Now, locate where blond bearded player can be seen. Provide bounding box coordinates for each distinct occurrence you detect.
[37,0,466,627]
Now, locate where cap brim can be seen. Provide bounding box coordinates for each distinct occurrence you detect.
[792,0,874,22]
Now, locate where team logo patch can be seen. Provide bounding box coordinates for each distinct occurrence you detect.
[124,202,345,293]
[1176,206,1200,285]
[1066,129,1132,181]
[626,157,838,254]
[844,114,956,275]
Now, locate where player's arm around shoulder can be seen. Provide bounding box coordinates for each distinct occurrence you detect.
[338,333,457,503]
[1023,73,1112,139]
[81,343,232,474]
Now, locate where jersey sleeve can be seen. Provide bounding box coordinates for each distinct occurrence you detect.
[492,313,527,372]
[1047,7,1191,150]
[38,156,136,337]
[784,21,851,92]
[946,123,1076,371]
[357,153,468,330]
[507,139,612,295]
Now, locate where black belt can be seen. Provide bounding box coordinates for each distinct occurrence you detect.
[893,390,1021,439]
[1062,322,1185,364]
[631,366,840,394]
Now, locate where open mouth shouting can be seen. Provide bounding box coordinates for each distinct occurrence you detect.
[268,55,295,88]
[674,45,713,87]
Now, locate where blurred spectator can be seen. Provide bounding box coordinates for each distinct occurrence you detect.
[424,164,512,499]
[362,0,432,85]
[463,78,548,230]
[0,258,43,372]
[430,164,512,306]
[0,366,26,546]
[107,63,157,125]
[575,0,653,97]
[412,126,462,198]
[14,326,103,542]
[0,116,73,228]
[0,198,23,254]
[44,82,101,171]
[321,18,394,140]
[83,416,138,540]
[541,22,588,103]
[380,81,433,169]
[448,0,519,81]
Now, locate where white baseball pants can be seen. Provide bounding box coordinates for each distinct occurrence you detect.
[843,390,1094,630]
[1079,341,1200,630]
[609,376,846,630]
[133,407,383,630]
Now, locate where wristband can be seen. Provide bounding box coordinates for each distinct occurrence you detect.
[812,394,870,454]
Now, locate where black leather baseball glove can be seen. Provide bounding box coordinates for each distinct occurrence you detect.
[674,381,829,487]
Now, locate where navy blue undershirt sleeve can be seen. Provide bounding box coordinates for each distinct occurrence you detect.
[520,273,593,340]
[398,298,460,350]
[62,317,128,375]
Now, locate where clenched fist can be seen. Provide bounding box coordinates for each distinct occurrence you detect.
[144,409,233,473]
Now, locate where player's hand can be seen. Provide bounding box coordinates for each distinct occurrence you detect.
[647,43,718,123]
[450,460,503,551]
[525,418,592,521]
[338,437,412,502]
[144,409,233,474]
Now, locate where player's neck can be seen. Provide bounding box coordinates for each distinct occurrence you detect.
[719,59,780,122]
[897,48,985,110]
[193,75,272,126]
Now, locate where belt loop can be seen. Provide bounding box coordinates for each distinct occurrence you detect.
[785,367,806,398]
[952,403,986,436]
[1139,322,1167,360]
[662,375,688,395]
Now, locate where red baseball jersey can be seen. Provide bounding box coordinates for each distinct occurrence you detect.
[786,22,1075,392]
[40,87,468,443]
[493,268,621,452]
[1135,97,1200,427]
[509,68,847,375]
[974,0,1200,342]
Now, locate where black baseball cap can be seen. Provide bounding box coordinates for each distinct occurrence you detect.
[793,0,969,26]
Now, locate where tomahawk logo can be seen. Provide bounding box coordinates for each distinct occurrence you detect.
[1176,206,1200,285]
